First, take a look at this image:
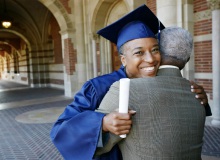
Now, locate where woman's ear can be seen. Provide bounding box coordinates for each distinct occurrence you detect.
[120,55,126,67]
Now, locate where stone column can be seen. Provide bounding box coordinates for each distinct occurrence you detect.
[92,36,98,77]
[74,0,87,88]
[181,0,194,80]
[157,0,194,80]
[98,37,112,74]
[127,0,146,9]
[61,31,76,97]
[99,37,106,75]
[86,34,93,80]
[207,0,220,126]
[106,40,112,73]
[156,0,177,27]
[97,36,106,75]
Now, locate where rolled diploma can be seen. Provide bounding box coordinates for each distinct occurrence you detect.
[119,78,130,138]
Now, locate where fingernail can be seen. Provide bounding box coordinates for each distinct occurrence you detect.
[130,110,136,114]
[191,85,193,88]
[191,89,194,92]
[195,95,199,98]
[201,102,204,104]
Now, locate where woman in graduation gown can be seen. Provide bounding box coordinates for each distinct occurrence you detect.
[50,4,211,160]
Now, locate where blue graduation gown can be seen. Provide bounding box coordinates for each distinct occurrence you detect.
[50,66,126,160]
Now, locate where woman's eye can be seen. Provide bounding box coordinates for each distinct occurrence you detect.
[134,51,143,55]
[151,48,159,53]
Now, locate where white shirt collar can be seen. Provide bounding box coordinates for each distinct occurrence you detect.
[159,65,179,69]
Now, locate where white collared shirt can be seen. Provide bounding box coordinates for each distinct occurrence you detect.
[159,65,179,69]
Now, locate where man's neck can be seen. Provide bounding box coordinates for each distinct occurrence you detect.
[159,65,179,69]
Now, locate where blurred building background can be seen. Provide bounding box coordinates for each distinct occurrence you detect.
[0,0,219,126]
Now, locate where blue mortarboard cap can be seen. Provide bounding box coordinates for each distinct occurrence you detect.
[97,4,165,51]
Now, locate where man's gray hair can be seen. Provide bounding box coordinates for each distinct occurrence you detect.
[160,26,193,63]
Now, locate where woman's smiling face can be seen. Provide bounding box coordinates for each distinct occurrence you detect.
[121,38,161,78]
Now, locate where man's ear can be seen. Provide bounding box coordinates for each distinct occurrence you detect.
[120,55,126,67]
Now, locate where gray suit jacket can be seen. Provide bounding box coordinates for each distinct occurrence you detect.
[96,68,206,160]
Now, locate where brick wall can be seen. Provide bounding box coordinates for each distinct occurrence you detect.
[195,79,213,99]
[50,15,62,64]
[194,0,209,12]
[64,38,77,75]
[194,41,212,72]
[0,45,11,54]
[194,0,213,99]
[194,19,212,36]
[59,0,71,14]
[146,0,156,15]
[0,39,20,50]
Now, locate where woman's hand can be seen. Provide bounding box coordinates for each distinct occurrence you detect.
[190,81,208,105]
[102,110,136,135]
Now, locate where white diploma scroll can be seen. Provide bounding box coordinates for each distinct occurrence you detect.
[119,78,130,138]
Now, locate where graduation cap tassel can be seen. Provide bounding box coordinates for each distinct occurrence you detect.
[158,20,161,43]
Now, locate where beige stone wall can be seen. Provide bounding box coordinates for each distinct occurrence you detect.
[0,0,214,99]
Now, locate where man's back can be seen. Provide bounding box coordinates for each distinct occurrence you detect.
[99,70,206,160]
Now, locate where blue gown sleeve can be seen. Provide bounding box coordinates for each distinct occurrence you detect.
[50,81,105,160]
[50,66,127,160]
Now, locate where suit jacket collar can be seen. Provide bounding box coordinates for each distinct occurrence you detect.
[157,67,182,77]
